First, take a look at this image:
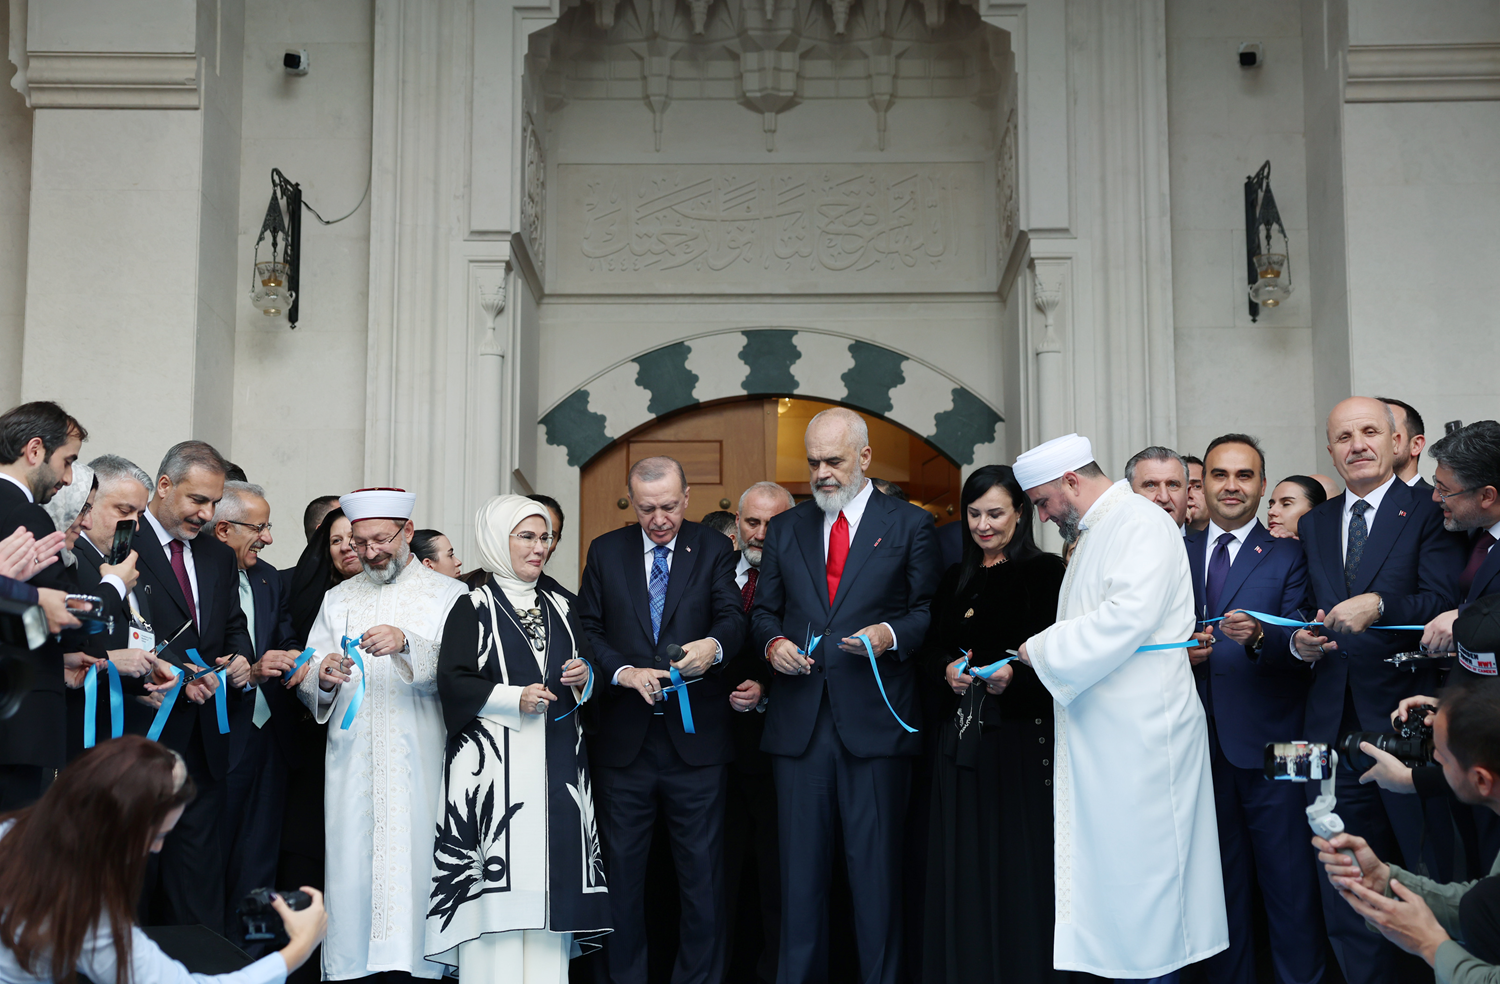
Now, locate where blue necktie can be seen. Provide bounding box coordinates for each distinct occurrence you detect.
[1345,500,1370,592]
[649,545,670,643]
[1205,531,1235,617]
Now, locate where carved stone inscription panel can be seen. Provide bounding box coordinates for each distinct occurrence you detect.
[553,163,990,293]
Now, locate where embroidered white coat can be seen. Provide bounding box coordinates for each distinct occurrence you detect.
[1025,481,1228,978]
[297,560,467,981]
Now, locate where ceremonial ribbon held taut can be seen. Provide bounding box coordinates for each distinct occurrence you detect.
[1135,610,1429,652]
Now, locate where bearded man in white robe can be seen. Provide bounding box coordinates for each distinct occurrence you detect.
[1013,434,1228,982]
[296,488,467,981]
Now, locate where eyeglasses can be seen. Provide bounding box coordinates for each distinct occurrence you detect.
[226,520,273,536]
[510,532,557,546]
[1436,487,1476,505]
[350,530,402,551]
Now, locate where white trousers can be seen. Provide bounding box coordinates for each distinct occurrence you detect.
[456,930,572,984]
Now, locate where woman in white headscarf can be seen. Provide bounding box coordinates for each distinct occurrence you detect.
[425,495,610,984]
[42,460,95,569]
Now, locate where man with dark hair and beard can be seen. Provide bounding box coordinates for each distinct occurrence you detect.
[751,408,941,984]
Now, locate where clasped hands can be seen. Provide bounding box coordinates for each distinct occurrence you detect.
[1314,831,1448,966]
[768,623,894,676]
[520,659,590,716]
[618,638,718,705]
[316,625,406,692]
[1290,595,1384,661]
[945,655,1012,696]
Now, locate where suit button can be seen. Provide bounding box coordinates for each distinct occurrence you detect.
[1038,737,1046,743]
[653,656,662,664]
[1042,759,1049,765]
[1034,718,1043,725]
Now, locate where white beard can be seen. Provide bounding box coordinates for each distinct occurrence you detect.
[812,470,865,516]
[362,539,412,585]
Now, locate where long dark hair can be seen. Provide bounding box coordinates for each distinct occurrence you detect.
[954,465,1041,598]
[289,506,350,642]
[0,736,194,984]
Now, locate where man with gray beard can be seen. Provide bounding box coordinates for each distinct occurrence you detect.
[295,488,467,981]
[750,408,941,984]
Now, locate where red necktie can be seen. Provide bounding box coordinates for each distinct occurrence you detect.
[170,539,197,626]
[1460,532,1497,598]
[827,511,850,605]
[741,567,759,613]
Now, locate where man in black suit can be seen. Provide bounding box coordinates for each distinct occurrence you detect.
[1380,396,1429,489]
[0,401,89,809]
[578,455,746,984]
[751,408,941,984]
[133,440,253,931]
[1419,421,1500,649]
[1292,397,1466,984]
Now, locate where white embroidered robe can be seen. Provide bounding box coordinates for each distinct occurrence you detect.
[1025,481,1228,978]
[297,560,466,981]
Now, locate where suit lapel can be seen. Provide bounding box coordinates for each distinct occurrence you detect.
[1218,523,1274,614]
[830,491,893,618]
[1351,483,1409,596]
[1314,495,1348,603]
[622,533,654,641]
[1184,527,1207,618]
[659,524,699,633]
[797,506,831,615]
[252,571,275,655]
[135,527,193,626]
[1467,535,1500,604]
[194,542,216,632]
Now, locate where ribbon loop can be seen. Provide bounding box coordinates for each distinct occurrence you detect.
[667,666,696,734]
[340,636,367,731]
[186,648,230,734]
[554,660,595,722]
[81,661,123,748]
[856,634,917,734]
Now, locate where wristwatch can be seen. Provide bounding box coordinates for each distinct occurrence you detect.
[1375,594,1386,620]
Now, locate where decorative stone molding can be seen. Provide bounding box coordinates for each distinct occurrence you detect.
[521,113,546,280]
[1346,43,1500,103]
[22,51,199,109]
[997,107,1018,267]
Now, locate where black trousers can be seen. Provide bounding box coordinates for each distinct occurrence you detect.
[772,694,910,984]
[144,723,226,931]
[222,720,288,948]
[595,716,728,984]
[0,763,49,811]
[724,763,779,984]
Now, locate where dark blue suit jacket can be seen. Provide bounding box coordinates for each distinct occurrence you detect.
[1296,479,1465,742]
[227,559,302,768]
[1185,521,1312,769]
[1462,527,1500,607]
[751,487,941,759]
[578,520,746,769]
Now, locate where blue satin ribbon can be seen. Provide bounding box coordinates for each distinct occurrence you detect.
[1138,610,1429,652]
[291,646,317,673]
[340,635,366,731]
[82,660,124,748]
[666,666,696,734]
[146,665,185,742]
[855,634,917,734]
[553,660,595,722]
[186,648,229,735]
[955,650,1020,680]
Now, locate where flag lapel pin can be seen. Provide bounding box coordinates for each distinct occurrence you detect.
[1254,546,1262,554]
[1399,510,1406,517]
[873,537,882,548]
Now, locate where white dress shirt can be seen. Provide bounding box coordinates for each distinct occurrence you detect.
[0,472,33,503]
[735,551,754,590]
[612,526,721,685]
[143,507,200,624]
[1405,474,1423,487]
[819,479,898,650]
[1202,518,1257,572]
[1341,474,1397,560]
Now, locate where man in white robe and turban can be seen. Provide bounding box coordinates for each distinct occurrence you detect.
[1013,435,1228,982]
[297,488,468,980]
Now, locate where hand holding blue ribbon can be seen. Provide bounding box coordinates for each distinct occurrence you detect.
[955,650,1021,681]
[145,664,185,742]
[553,659,595,722]
[185,648,230,734]
[1136,609,1429,653]
[339,635,367,731]
[666,666,696,734]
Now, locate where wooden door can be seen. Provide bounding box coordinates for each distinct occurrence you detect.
[578,399,779,569]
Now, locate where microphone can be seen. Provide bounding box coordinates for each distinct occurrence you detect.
[665,644,685,663]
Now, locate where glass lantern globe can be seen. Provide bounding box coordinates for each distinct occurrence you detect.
[1249,252,1293,308]
[250,261,295,317]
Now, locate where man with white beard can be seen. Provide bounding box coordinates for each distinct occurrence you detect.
[750,408,942,984]
[296,488,467,981]
[1012,434,1228,983]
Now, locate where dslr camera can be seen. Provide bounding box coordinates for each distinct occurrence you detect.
[237,887,312,943]
[1337,704,1437,773]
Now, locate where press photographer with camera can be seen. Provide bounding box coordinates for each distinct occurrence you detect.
[0,735,326,983]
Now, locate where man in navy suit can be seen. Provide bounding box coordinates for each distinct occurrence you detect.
[1418,421,1500,650]
[133,441,254,931]
[211,480,307,946]
[751,408,941,984]
[1287,398,1466,984]
[578,455,746,984]
[1185,434,1324,984]
[1379,397,1430,490]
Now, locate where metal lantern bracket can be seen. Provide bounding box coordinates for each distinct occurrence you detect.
[250,167,371,329]
[1244,160,1290,323]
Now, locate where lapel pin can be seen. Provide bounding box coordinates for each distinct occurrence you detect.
[873,538,882,548]
[685,546,691,552]
[1399,510,1406,517]
[1254,546,1262,554]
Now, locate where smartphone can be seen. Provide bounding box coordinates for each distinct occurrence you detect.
[108,520,134,565]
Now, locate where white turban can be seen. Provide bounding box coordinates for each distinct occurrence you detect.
[340,487,416,523]
[473,494,552,610]
[1012,433,1096,491]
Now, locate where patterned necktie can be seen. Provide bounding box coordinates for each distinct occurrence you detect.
[826,511,850,606]
[169,539,196,626]
[1345,500,1370,592]
[1460,532,1497,598]
[239,570,271,728]
[1205,532,1236,617]
[648,544,670,643]
[741,567,758,613]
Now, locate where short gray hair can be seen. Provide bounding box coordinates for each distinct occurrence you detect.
[1124,446,1187,485]
[807,407,870,453]
[214,481,267,525]
[628,455,688,496]
[156,440,230,485]
[738,481,795,513]
[88,454,151,495]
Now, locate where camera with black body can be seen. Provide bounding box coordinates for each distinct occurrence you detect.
[1337,704,1437,773]
[238,888,312,943]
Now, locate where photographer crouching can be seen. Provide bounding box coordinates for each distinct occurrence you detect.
[1314,603,1500,982]
[0,736,326,983]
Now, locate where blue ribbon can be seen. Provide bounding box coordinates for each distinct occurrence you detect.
[955,650,1020,680]
[553,660,595,722]
[1138,610,1430,652]
[146,665,185,742]
[291,646,317,673]
[186,648,229,735]
[666,666,696,734]
[855,634,917,734]
[82,660,124,748]
[340,635,366,731]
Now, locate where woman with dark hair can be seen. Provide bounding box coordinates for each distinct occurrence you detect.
[1267,474,1328,540]
[412,528,463,579]
[0,735,326,982]
[922,465,1071,984]
[287,508,360,643]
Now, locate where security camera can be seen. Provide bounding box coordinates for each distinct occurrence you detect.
[1238,43,1263,68]
[283,49,309,75]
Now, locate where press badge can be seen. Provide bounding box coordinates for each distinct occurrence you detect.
[129,624,155,652]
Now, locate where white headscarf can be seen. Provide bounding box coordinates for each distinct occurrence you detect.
[43,460,95,567]
[473,494,552,611]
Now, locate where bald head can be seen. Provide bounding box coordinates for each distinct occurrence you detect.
[1326,397,1397,496]
[806,408,873,516]
[806,408,869,457]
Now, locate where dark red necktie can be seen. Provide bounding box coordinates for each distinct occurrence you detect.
[170,539,197,626]
[827,511,850,605]
[741,567,758,613]
[1460,532,1497,598]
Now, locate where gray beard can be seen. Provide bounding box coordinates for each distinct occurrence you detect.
[742,544,763,567]
[812,471,864,516]
[362,539,412,585]
[1056,501,1083,544]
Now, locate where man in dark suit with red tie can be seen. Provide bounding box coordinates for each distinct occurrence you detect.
[751,408,941,984]
[578,456,745,984]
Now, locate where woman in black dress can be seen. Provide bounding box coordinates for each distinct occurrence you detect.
[922,465,1071,984]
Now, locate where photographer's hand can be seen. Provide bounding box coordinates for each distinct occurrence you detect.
[1314,832,1390,896]
[273,886,328,974]
[1391,696,1440,729]
[1357,742,1415,793]
[1341,878,1449,966]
